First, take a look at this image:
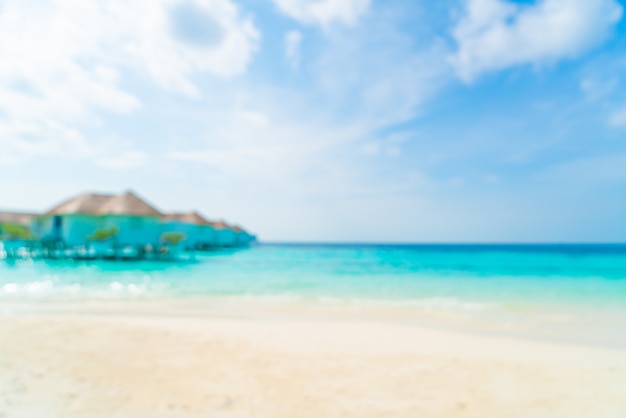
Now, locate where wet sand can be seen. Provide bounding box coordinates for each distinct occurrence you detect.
[1,303,626,417]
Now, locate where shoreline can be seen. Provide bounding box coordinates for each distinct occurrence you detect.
[2,306,626,417]
[3,295,626,350]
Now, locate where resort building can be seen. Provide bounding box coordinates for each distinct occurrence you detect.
[32,191,163,248]
[211,220,237,247]
[163,211,218,250]
[1,190,256,260]
[0,212,36,228]
[232,225,256,246]
[194,214,220,248]
[0,211,37,256]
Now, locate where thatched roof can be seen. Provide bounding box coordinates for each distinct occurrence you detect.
[209,220,231,230]
[0,211,37,226]
[45,193,114,215]
[164,211,212,225]
[97,191,162,216]
[45,191,162,216]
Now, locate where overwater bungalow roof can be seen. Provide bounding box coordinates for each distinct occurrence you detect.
[164,211,212,225]
[210,220,231,230]
[45,193,114,215]
[45,191,162,216]
[97,191,162,216]
[0,211,37,226]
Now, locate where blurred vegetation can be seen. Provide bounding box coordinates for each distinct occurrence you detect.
[0,223,33,240]
[161,231,186,245]
[88,226,119,242]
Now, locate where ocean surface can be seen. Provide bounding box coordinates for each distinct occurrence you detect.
[2,243,626,346]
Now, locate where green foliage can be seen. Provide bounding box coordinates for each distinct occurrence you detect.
[88,226,119,242]
[161,231,186,245]
[0,223,32,240]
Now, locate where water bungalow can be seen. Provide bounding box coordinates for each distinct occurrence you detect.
[0,211,37,257]
[0,211,37,227]
[232,225,256,246]
[212,220,237,247]
[163,211,218,250]
[0,190,256,260]
[33,191,162,247]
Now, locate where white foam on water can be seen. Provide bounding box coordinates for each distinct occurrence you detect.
[1,280,57,296]
[0,280,82,298]
[107,281,148,296]
[67,283,81,293]
[127,284,143,295]
[2,283,18,294]
[24,280,54,294]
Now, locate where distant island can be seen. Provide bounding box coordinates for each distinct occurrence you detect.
[0,190,256,261]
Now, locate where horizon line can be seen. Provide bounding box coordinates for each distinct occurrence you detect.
[259,241,626,246]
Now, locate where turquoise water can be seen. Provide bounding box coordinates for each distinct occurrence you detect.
[1,244,626,304]
[2,243,626,344]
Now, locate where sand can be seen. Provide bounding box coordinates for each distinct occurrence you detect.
[1,302,626,418]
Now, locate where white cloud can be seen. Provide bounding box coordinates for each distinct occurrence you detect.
[0,0,259,162]
[237,110,270,126]
[539,152,626,182]
[609,105,626,127]
[284,30,303,68]
[316,37,449,129]
[169,6,450,203]
[272,0,370,27]
[169,103,348,180]
[580,75,618,102]
[168,41,449,217]
[450,0,623,81]
[362,132,410,157]
[95,151,149,169]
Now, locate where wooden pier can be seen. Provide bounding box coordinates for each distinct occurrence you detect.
[0,240,200,262]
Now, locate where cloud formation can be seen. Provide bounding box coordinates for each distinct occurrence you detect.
[609,105,626,127]
[0,0,258,163]
[272,0,370,27]
[95,151,150,169]
[450,0,623,81]
[284,30,303,68]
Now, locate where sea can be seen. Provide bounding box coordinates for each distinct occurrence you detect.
[1,243,626,347]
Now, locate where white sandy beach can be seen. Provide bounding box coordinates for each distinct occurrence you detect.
[1,302,626,418]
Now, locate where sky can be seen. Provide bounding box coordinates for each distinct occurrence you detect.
[0,0,625,243]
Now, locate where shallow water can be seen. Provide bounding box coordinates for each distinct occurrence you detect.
[2,243,626,346]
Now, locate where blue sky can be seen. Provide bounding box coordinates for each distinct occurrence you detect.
[0,0,625,242]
